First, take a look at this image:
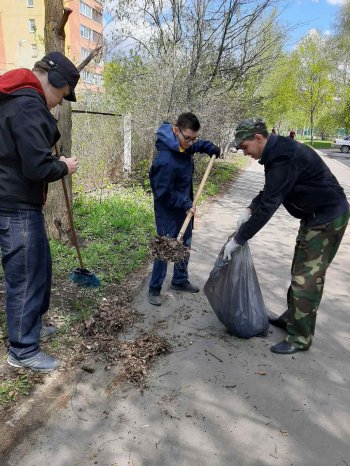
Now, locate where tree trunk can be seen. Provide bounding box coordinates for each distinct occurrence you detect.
[44,0,74,242]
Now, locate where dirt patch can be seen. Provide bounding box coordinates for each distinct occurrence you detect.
[0,369,75,461]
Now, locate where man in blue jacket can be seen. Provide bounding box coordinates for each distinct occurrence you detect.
[0,52,80,371]
[224,117,349,354]
[148,112,220,306]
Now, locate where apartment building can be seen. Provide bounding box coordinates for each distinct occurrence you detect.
[0,0,104,94]
[66,0,104,92]
[0,0,45,71]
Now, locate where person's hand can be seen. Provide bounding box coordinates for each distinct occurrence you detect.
[60,156,79,175]
[223,238,240,261]
[186,207,196,215]
[237,208,251,228]
[212,145,222,159]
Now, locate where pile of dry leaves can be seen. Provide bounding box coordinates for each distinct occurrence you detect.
[118,332,171,385]
[80,285,171,386]
[150,235,190,263]
[82,294,140,355]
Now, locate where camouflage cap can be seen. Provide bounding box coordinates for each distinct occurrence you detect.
[234,117,267,148]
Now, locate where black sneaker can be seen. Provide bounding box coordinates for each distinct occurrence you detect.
[170,281,200,293]
[148,290,162,306]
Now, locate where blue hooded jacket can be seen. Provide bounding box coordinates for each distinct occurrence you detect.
[149,122,219,237]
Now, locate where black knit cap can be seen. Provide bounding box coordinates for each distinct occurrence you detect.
[42,52,80,102]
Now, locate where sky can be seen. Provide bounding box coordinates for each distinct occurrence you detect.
[103,0,346,56]
[278,0,345,49]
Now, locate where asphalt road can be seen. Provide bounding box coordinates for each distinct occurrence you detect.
[320,147,350,168]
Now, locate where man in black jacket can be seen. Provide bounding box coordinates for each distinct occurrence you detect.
[0,52,80,371]
[224,118,349,354]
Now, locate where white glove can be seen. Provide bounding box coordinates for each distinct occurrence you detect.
[237,208,251,228]
[223,238,240,261]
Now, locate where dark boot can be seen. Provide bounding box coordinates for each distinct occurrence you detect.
[271,340,309,355]
[170,281,199,293]
[148,290,162,306]
[268,311,288,330]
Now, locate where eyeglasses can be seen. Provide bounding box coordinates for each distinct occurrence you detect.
[178,127,198,143]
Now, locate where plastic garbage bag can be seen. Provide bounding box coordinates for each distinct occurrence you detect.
[204,241,269,338]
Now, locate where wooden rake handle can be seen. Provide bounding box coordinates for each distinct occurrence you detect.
[177,154,217,241]
[54,143,85,270]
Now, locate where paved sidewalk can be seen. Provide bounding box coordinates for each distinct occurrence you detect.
[5,156,350,466]
[317,148,350,169]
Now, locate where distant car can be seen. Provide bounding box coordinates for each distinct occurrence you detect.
[333,136,350,153]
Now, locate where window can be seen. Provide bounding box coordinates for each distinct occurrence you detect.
[80,1,92,18]
[29,19,36,33]
[82,71,103,86]
[92,9,103,24]
[27,0,34,7]
[80,24,93,41]
[81,47,90,60]
[93,31,103,43]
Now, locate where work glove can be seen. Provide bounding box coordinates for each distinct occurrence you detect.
[237,208,251,228]
[212,145,222,159]
[223,238,241,261]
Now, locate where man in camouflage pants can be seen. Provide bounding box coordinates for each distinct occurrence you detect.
[223,118,349,354]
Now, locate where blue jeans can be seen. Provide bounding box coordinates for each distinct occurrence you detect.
[149,231,192,291]
[0,209,51,359]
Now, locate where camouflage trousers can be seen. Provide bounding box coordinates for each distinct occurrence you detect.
[282,209,350,349]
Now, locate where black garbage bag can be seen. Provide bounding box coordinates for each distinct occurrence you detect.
[204,241,269,338]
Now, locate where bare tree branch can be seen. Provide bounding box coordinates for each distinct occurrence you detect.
[57,8,72,39]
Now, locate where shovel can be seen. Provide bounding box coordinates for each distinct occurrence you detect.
[54,143,100,287]
[152,154,217,262]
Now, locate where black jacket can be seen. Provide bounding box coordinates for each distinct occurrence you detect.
[235,134,349,245]
[0,68,68,210]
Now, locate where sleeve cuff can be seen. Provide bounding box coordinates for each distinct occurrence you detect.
[59,161,69,176]
[234,231,246,246]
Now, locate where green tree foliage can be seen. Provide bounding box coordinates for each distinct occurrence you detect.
[104,55,147,113]
[260,53,302,132]
[292,31,335,144]
[331,0,350,133]
[260,29,337,141]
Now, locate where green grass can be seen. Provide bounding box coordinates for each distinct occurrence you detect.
[50,186,155,285]
[193,155,248,200]
[0,375,31,404]
[302,140,332,149]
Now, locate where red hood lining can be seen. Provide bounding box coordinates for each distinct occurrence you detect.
[0,68,45,96]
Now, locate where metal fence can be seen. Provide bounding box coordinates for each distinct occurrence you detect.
[71,110,132,193]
